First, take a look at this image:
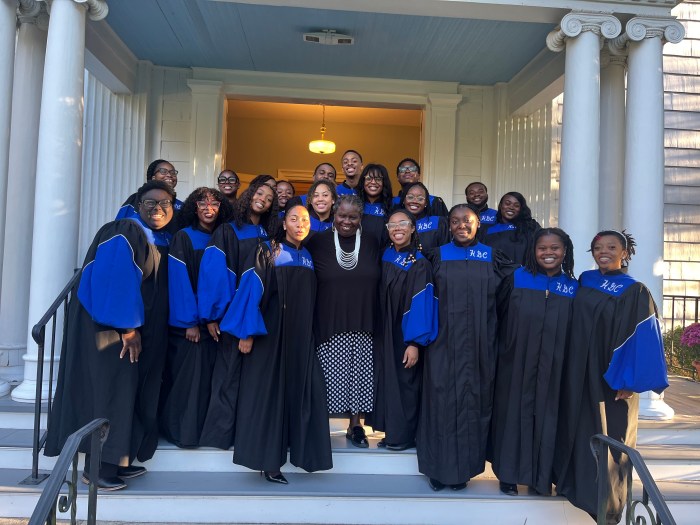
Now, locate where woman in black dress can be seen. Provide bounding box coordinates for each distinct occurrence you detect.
[305,194,381,448]
[482,191,540,264]
[357,163,393,247]
[398,182,449,250]
[370,209,438,451]
[220,204,332,483]
[555,230,669,523]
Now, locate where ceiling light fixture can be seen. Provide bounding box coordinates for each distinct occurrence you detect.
[309,105,336,155]
[303,29,354,46]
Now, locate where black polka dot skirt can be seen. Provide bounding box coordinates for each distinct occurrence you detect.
[316,331,373,414]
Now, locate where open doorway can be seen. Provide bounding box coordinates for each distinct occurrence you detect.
[223,100,423,195]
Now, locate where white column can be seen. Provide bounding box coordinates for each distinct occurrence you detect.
[187,79,224,192]
[0,4,48,396]
[12,0,109,403]
[619,17,684,421]
[547,13,621,255]
[599,47,627,231]
[423,93,462,209]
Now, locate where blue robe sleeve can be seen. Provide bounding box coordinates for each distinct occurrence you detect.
[219,246,268,338]
[197,225,238,322]
[604,314,669,394]
[401,258,438,346]
[115,193,139,220]
[77,226,145,329]
[168,232,199,328]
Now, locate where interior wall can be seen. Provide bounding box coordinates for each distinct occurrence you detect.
[225,110,421,194]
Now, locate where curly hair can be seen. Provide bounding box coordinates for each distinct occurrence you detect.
[387,208,422,264]
[524,227,575,279]
[178,187,232,229]
[589,229,637,267]
[231,181,280,237]
[146,159,169,181]
[495,191,539,240]
[306,180,338,214]
[356,164,394,212]
[136,180,176,201]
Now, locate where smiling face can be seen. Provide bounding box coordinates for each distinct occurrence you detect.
[535,233,566,276]
[250,184,275,217]
[363,170,384,201]
[341,151,362,186]
[592,234,627,273]
[466,183,488,208]
[196,192,221,231]
[404,185,428,216]
[387,211,414,250]
[217,171,239,198]
[449,206,479,246]
[152,161,178,189]
[334,201,362,238]
[138,188,174,230]
[397,160,420,185]
[284,205,311,245]
[314,163,336,182]
[311,183,335,219]
[276,181,294,208]
[499,194,522,223]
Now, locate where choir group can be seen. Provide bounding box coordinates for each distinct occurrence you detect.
[45,150,670,524]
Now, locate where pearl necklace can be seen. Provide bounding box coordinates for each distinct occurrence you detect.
[334,229,361,270]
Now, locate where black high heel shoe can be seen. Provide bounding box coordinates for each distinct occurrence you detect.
[262,471,288,485]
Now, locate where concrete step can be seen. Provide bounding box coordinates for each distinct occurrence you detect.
[4,468,699,525]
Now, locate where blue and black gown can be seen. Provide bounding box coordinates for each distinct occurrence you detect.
[391,192,448,217]
[476,206,497,237]
[306,210,332,241]
[361,201,389,248]
[45,217,172,467]
[417,241,515,486]
[221,241,332,473]
[554,269,669,523]
[116,192,183,235]
[368,247,438,447]
[336,181,357,196]
[482,220,539,265]
[415,214,450,251]
[197,221,268,449]
[159,225,217,448]
[489,267,578,495]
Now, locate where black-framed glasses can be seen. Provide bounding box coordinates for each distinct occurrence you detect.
[218,176,239,184]
[386,220,412,231]
[405,195,426,203]
[365,174,383,182]
[398,166,418,174]
[140,199,173,210]
[155,167,178,177]
[197,200,221,210]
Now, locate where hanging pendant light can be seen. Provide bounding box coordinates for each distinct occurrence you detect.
[309,104,336,154]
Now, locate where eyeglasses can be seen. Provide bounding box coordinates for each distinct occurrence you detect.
[140,199,173,210]
[197,200,221,210]
[398,166,418,174]
[365,174,383,182]
[218,176,239,184]
[386,220,412,231]
[155,167,178,178]
[405,195,426,203]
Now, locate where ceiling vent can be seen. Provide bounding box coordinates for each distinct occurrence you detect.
[303,29,354,46]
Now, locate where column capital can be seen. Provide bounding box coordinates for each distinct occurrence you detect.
[426,92,462,110]
[601,46,627,68]
[17,1,48,30]
[44,0,108,21]
[625,16,684,44]
[547,11,622,52]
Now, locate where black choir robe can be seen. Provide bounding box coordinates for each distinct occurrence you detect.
[482,221,539,265]
[417,241,515,485]
[197,221,268,449]
[221,241,332,473]
[368,247,438,446]
[489,267,578,495]
[361,202,389,248]
[159,225,217,448]
[554,270,669,522]
[45,217,171,466]
[415,214,450,251]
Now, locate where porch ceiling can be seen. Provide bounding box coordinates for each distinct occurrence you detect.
[105,0,556,85]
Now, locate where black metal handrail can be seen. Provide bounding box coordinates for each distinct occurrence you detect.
[22,269,82,485]
[28,418,109,525]
[591,434,676,525]
[662,294,699,380]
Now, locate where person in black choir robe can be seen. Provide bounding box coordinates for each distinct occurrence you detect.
[368,209,438,451]
[305,194,381,448]
[116,159,183,235]
[482,191,540,265]
[417,204,516,492]
[489,227,578,497]
[304,180,336,240]
[554,230,669,524]
[357,163,393,248]
[159,187,232,448]
[391,158,448,217]
[336,149,363,196]
[45,180,175,491]
[196,181,279,450]
[465,181,497,234]
[398,182,449,250]
[220,204,332,483]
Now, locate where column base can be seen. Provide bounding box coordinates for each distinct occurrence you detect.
[0,380,10,397]
[10,351,58,403]
[638,390,675,420]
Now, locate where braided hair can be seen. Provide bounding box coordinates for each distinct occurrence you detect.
[387,209,423,265]
[177,187,232,229]
[495,191,539,240]
[524,227,575,279]
[589,229,637,267]
[231,180,280,237]
[332,194,364,216]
